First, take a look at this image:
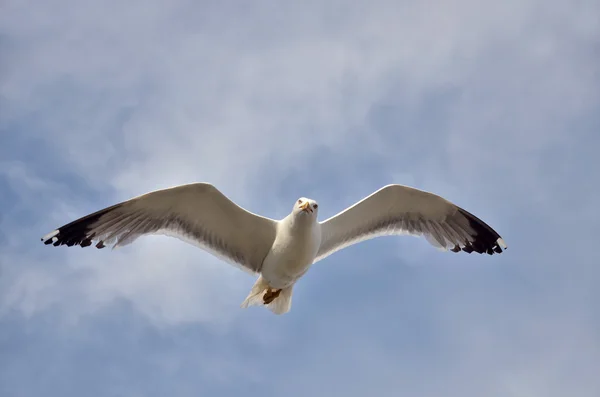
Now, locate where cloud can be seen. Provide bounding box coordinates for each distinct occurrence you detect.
[1,0,599,395]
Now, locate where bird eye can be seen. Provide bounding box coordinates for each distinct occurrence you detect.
[298,199,303,204]
[313,204,318,209]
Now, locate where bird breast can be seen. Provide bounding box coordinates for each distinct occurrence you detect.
[261,220,321,288]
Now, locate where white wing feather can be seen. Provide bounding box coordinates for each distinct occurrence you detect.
[316,184,506,263]
[41,183,278,274]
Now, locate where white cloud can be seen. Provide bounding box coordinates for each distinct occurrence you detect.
[1,0,599,395]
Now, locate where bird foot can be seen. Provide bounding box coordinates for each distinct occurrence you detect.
[263,288,282,304]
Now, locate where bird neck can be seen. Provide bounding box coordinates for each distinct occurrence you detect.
[285,213,316,234]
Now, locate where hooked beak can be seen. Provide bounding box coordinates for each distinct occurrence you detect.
[299,201,313,213]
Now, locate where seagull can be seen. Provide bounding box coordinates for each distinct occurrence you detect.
[41,183,507,315]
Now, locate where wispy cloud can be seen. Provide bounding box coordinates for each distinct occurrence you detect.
[1,0,599,395]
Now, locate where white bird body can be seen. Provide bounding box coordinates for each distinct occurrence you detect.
[41,183,507,315]
[262,212,322,290]
[239,198,322,314]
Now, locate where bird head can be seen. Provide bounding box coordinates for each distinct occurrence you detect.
[294,197,319,218]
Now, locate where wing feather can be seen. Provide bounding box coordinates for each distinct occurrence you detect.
[41,183,278,274]
[316,184,506,263]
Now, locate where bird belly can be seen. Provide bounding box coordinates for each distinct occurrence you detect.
[261,241,318,289]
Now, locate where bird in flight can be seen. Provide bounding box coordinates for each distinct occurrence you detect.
[41,183,507,315]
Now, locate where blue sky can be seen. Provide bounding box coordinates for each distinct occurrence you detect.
[1,0,599,396]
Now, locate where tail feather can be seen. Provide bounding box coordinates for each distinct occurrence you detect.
[241,276,294,315]
[240,276,270,308]
[266,286,293,315]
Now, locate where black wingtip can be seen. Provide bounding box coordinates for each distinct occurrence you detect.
[41,203,121,249]
[456,208,507,256]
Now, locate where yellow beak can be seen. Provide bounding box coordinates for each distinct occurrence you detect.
[299,201,312,213]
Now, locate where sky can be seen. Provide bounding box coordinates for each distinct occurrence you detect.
[1,0,599,396]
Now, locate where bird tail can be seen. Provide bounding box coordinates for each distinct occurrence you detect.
[240,275,294,315]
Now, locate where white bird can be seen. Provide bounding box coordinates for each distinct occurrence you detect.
[41,183,507,315]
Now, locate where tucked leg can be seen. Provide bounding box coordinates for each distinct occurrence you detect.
[263,288,282,304]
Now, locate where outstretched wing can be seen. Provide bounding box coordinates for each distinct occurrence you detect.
[41,183,278,274]
[316,184,507,263]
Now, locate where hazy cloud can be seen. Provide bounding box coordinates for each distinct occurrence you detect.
[1,0,599,396]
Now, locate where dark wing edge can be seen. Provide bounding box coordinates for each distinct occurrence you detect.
[41,202,124,249]
[450,207,507,255]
